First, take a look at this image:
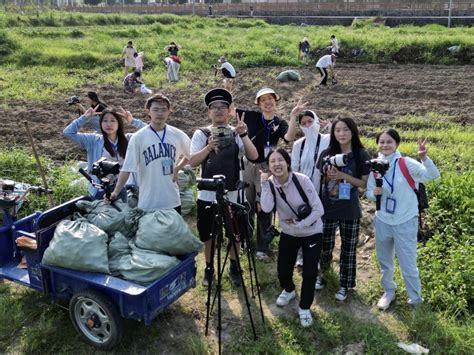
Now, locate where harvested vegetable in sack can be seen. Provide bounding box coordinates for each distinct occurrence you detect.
[134,209,202,255]
[177,165,196,215]
[108,232,131,276]
[277,70,301,82]
[113,242,180,285]
[43,219,110,274]
[76,199,133,237]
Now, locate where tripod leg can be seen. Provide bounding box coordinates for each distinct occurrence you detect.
[205,204,220,337]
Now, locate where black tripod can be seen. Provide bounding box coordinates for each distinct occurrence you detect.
[202,176,263,354]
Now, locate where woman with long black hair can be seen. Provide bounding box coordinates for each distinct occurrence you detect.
[316,117,370,301]
[64,107,145,200]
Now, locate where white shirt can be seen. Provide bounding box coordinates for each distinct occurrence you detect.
[331,38,340,52]
[190,125,244,203]
[316,55,333,69]
[121,124,191,210]
[219,62,236,77]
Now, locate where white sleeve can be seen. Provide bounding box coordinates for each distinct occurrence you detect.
[190,130,207,154]
[291,139,302,172]
[179,131,191,159]
[406,157,440,183]
[121,134,139,173]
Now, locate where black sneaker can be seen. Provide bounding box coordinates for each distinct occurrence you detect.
[202,267,213,287]
[229,267,242,287]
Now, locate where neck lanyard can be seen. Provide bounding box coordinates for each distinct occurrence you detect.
[149,125,167,144]
[383,158,398,194]
[107,138,119,161]
[260,114,274,145]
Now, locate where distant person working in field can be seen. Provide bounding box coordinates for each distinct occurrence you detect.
[213,56,236,91]
[164,57,180,82]
[122,40,137,76]
[315,53,337,87]
[330,35,340,56]
[123,71,144,94]
[165,42,181,59]
[299,37,311,65]
[134,52,144,73]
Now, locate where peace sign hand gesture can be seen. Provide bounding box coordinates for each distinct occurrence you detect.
[235,111,247,136]
[290,97,308,120]
[84,105,100,119]
[418,137,429,161]
[259,169,271,184]
[117,106,134,124]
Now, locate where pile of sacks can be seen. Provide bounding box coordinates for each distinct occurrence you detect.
[42,200,202,285]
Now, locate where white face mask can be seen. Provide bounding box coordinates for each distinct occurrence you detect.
[301,121,320,138]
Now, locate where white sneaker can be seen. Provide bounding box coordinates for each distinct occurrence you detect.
[298,308,313,327]
[315,276,326,290]
[377,292,395,311]
[335,287,348,301]
[256,251,270,261]
[276,289,296,307]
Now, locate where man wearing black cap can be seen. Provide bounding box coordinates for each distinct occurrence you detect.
[189,88,257,287]
[235,88,300,260]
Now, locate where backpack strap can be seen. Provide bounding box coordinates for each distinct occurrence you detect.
[398,157,417,191]
[298,134,322,179]
[198,127,212,140]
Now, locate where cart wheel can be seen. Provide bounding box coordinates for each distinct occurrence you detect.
[69,289,123,350]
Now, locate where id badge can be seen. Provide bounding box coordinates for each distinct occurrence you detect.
[338,182,351,200]
[264,144,272,159]
[385,197,397,214]
[162,158,174,176]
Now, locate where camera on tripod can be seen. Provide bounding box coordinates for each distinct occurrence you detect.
[366,158,389,175]
[322,153,347,169]
[197,174,226,194]
[90,158,121,179]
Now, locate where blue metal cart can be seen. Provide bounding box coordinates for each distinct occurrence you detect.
[0,195,197,350]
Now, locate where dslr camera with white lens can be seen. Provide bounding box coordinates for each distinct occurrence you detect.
[322,153,348,169]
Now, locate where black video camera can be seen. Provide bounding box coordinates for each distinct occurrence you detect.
[366,158,389,175]
[66,96,81,106]
[262,225,280,244]
[91,158,121,179]
[197,174,226,193]
[322,153,347,169]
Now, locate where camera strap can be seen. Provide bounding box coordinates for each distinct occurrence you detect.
[298,134,322,180]
[268,181,277,224]
[270,174,310,219]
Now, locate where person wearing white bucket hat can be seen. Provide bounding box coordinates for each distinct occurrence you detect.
[234,88,301,259]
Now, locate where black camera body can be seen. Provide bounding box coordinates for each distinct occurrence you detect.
[67,96,81,106]
[366,158,390,175]
[296,204,312,221]
[263,225,280,244]
[91,158,121,179]
[197,174,226,195]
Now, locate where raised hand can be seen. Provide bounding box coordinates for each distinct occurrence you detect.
[207,135,219,153]
[235,111,247,135]
[290,97,309,119]
[118,106,134,124]
[84,105,100,119]
[259,169,271,183]
[418,137,428,161]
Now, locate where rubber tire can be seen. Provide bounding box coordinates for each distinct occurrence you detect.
[69,289,123,350]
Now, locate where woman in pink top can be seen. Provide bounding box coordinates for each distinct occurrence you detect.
[260,148,324,327]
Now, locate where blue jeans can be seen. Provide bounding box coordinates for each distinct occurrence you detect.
[375,216,422,303]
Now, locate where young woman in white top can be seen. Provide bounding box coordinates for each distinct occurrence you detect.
[367,128,440,310]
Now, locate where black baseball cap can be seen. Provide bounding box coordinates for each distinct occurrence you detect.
[204,88,233,107]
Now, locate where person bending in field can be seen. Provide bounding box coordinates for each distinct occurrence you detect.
[316,53,337,87]
[213,56,236,91]
[123,71,143,94]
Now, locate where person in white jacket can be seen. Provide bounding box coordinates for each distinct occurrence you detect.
[366,128,440,310]
[260,148,324,327]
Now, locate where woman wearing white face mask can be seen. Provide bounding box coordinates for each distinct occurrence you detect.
[291,110,330,267]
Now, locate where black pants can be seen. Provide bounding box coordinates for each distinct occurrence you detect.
[278,232,323,309]
[317,67,328,86]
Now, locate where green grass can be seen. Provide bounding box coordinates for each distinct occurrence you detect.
[0,12,472,100]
